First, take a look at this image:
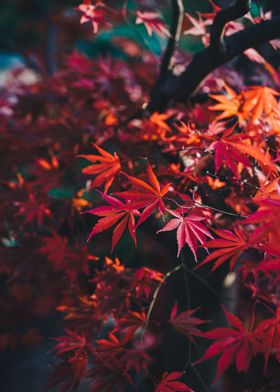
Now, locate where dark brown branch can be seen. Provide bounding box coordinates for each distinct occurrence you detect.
[160,0,184,76]
[146,0,184,113]
[210,0,251,48]
[147,17,280,113]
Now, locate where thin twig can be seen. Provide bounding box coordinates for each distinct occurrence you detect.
[160,0,184,76]
[143,264,182,334]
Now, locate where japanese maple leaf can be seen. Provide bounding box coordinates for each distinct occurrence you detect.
[90,358,133,392]
[170,303,207,342]
[155,371,193,392]
[47,360,87,392]
[15,194,51,227]
[117,311,147,334]
[242,191,280,243]
[31,156,60,192]
[119,163,171,227]
[242,86,280,124]
[149,112,172,132]
[121,349,152,374]
[51,329,88,358]
[184,13,211,38]
[96,329,135,360]
[136,11,170,39]
[82,192,140,251]
[257,257,280,272]
[196,307,260,385]
[77,2,107,33]
[197,227,248,272]
[157,208,213,260]
[133,267,164,299]
[210,84,243,124]
[208,126,251,175]
[228,140,277,178]
[79,144,121,193]
[254,307,280,368]
[38,233,72,271]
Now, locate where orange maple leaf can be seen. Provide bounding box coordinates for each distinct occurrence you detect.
[79,144,121,193]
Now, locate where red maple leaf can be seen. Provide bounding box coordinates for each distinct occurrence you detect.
[82,192,140,250]
[47,358,87,392]
[90,358,133,392]
[133,267,164,299]
[242,191,280,244]
[195,307,260,385]
[15,194,51,227]
[170,303,207,342]
[51,329,89,358]
[31,156,60,192]
[96,329,135,360]
[38,233,69,270]
[197,227,248,271]
[119,163,171,227]
[254,307,280,369]
[136,11,170,39]
[157,208,213,260]
[77,2,108,33]
[155,371,193,392]
[79,144,121,193]
[209,126,251,175]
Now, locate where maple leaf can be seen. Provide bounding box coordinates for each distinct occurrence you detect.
[136,11,170,39]
[242,86,280,124]
[184,13,211,38]
[117,311,147,334]
[211,85,280,125]
[257,257,280,272]
[96,329,135,360]
[208,126,251,175]
[15,194,51,227]
[242,190,280,245]
[228,140,277,178]
[254,307,280,368]
[79,144,121,193]
[90,358,133,392]
[149,112,172,132]
[170,303,207,342]
[133,267,164,299]
[118,163,171,227]
[195,307,260,385]
[82,192,140,251]
[197,227,248,272]
[121,349,152,374]
[38,233,69,270]
[155,371,193,392]
[77,2,107,33]
[51,329,89,358]
[48,357,88,392]
[210,84,243,123]
[157,208,213,260]
[31,156,60,192]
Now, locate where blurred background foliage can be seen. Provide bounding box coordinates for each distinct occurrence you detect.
[0,1,278,392]
[0,0,274,75]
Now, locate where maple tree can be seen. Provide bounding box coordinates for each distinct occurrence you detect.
[1,0,280,391]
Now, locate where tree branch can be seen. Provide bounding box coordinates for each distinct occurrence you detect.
[147,17,280,113]
[146,0,184,113]
[210,0,251,48]
[160,0,184,76]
